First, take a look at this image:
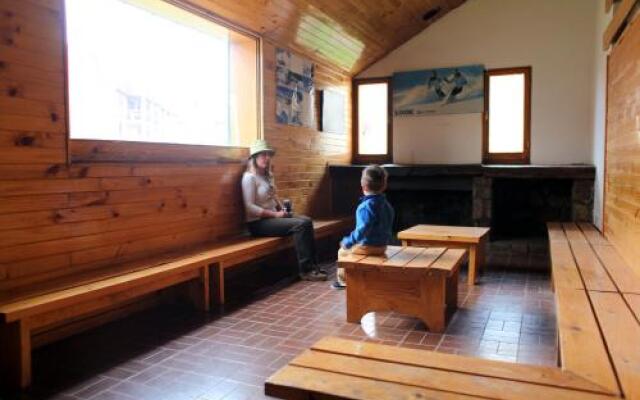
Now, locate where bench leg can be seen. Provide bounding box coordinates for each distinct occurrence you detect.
[420,274,447,333]
[345,270,366,323]
[446,268,459,314]
[211,263,225,305]
[187,265,210,312]
[0,319,31,389]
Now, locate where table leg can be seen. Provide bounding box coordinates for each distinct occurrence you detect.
[468,244,479,285]
[478,238,487,274]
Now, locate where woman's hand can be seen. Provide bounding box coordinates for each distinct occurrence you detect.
[260,209,286,218]
[274,210,287,218]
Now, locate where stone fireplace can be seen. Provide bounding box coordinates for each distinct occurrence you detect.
[329,164,595,239]
[388,189,473,232]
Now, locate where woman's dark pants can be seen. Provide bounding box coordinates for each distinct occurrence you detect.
[248,216,317,275]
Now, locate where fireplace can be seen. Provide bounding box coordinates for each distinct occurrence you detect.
[387,189,473,232]
[329,164,595,237]
[491,178,573,239]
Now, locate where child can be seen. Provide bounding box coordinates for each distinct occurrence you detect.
[333,165,395,289]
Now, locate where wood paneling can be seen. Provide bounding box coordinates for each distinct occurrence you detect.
[187,0,465,75]
[261,38,351,217]
[0,0,352,296]
[605,17,640,278]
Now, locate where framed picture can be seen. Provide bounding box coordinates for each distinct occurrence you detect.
[393,64,484,116]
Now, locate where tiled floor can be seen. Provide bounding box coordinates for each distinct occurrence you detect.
[4,242,557,400]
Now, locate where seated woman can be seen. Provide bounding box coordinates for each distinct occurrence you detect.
[241,139,327,281]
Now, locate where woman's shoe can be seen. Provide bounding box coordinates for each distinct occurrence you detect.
[300,270,328,281]
[331,281,346,290]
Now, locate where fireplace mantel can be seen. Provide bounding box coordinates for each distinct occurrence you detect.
[329,164,595,179]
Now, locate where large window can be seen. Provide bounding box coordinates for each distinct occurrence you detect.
[352,78,392,164]
[483,67,531,164]
[65,0,259,148]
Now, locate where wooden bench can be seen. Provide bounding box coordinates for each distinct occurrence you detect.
[547,222,640,400]
[265,337,616,400]
[338,246,466,332]
[0,218,351,389]
[204,219,352,305]
[264,222,639,399]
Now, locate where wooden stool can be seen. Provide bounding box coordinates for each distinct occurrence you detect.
[338,246,467,333]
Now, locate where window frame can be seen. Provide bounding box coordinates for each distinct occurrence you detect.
[62,0,263,164]
[352,77,393,165]
[482,66,532,165]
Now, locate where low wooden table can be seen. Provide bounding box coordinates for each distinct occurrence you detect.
[398,225,490,285]
[338,245,467,333]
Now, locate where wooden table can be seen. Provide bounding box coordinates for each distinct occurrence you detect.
[338,245,467,333]
[398,225,490,285]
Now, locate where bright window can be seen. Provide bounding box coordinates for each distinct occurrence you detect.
[65,0,259,147]
[483,67,531,164]
[353,78,392,163]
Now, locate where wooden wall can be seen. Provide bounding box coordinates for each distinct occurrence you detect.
[0,0,350,296]
[604,16,640,272]
[262,40,351,217]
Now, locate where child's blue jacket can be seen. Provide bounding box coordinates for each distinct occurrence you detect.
[341,194,394,249]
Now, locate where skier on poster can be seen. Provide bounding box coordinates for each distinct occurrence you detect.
[443,68,468,103]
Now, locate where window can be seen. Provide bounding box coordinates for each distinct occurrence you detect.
[483,67,531,164]
[65,0,260,149]
[352,78,392,164]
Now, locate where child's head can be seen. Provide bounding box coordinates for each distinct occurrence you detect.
[361,165,388,194]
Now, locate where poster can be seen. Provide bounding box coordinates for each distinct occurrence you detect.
[393,65,484,116]
[276,48,315,127]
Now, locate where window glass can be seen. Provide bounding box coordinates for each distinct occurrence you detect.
[357,83,388,155]
[488,73,525,153]
[65,0,258,146]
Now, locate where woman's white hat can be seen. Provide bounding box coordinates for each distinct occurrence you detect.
[249,139,276,158]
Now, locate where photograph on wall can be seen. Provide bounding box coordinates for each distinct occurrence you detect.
[276,48,315,127]
[393,64,484,116]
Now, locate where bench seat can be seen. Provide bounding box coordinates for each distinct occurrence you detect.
[548,222,640,399]
[0,217,352,389]
[265,337,616,400]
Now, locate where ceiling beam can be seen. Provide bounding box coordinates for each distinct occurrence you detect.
[603,0,638,50]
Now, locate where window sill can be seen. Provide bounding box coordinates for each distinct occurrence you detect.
[482,153,530,165]
[69,139,249,164]
[352,154,392,165]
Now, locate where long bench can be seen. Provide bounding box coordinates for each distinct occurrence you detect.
[265,222,640,399]
[0,218,352,389]
[547,222,640,400]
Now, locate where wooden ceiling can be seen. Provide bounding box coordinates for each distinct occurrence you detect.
[188,0,467,75]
